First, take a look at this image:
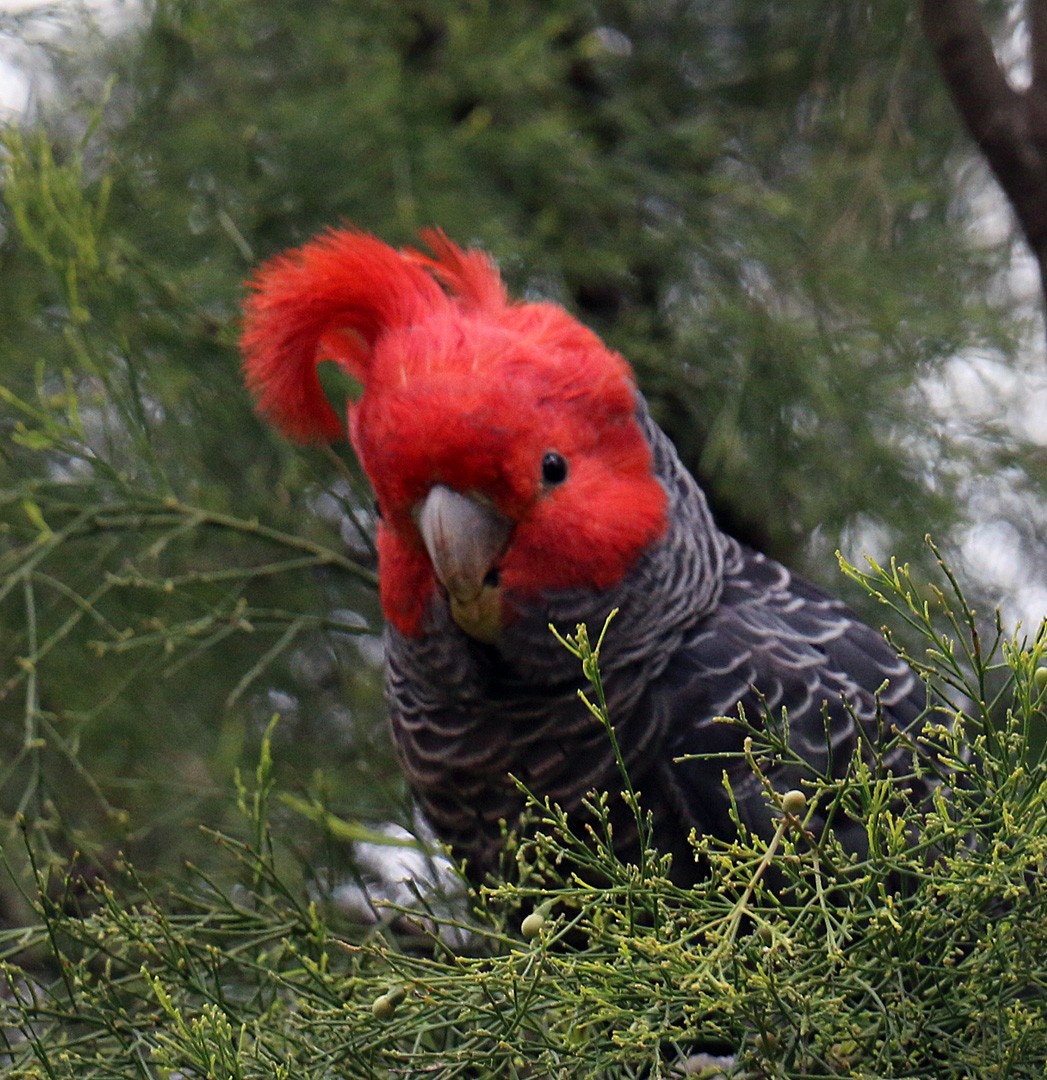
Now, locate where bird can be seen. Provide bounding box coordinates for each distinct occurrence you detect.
[240,227,927,884]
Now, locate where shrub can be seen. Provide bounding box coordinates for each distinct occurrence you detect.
[1,550,1044,1079]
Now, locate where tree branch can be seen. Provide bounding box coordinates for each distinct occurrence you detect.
[921,0,1047,316]
[1031,0,1047,92]
[920,0,1023,154]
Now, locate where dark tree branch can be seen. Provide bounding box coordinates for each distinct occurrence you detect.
[920,0,1020,134]
[921,0,1047,320]
[1031,0,1047,92]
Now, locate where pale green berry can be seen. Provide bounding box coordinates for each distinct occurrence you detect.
[1034,666,1047,696]
[521,912,547,939]
[782,789,807,816]
[371,994,396,1020]
[754,1031,780,1054]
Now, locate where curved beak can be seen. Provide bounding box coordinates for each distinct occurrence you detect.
[416,485,512,606]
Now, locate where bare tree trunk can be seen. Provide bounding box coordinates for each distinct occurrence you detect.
[921,0,1047,316]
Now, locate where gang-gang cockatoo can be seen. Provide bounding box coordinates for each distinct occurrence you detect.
[240,228,926,883]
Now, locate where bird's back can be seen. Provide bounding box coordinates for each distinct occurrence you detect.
[631,538,928,875]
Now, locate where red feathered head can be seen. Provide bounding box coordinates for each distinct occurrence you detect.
[241,228,667,638]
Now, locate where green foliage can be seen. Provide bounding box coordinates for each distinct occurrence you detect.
[1,560,1045,1078]
[0,3,1044,1074]
[0,2,1033,884]
[4,0,1023,563]
[0,26,392,899]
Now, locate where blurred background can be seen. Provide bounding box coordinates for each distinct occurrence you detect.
[1,0,1044,917]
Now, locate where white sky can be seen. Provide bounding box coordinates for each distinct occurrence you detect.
[0,0,136,117]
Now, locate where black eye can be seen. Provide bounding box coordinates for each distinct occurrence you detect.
[541,451,568,486]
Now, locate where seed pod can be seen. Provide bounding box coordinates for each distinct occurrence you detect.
[371,993,396,1020]
[521,912,547,939]
[1034,666,1047,696]
[754,1031,780,1055]
[781,789,807,816]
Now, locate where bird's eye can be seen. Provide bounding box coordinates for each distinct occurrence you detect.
[541,451,568,486]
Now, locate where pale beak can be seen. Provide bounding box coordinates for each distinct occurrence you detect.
[416,485,512,642]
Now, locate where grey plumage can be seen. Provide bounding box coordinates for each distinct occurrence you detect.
[387,393,926,882]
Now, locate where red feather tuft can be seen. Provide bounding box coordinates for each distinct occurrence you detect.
[240,228,448,442]
[408,229,508,312]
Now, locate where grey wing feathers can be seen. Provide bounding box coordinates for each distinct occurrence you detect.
[643,542,926,855]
